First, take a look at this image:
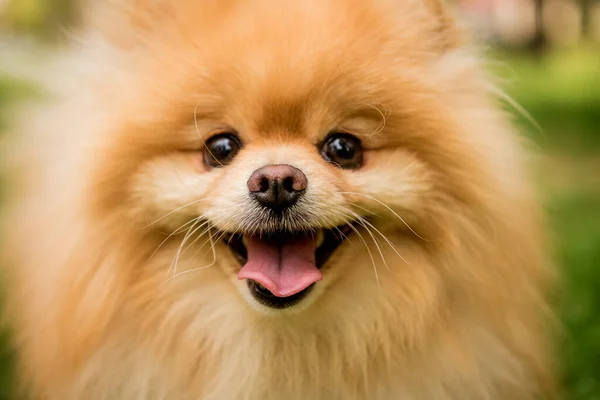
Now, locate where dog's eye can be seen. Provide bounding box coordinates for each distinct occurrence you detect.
[320,133,363,169]
[204,133,242,168]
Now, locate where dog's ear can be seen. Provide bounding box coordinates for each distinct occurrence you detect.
[423,0,463,51]
[82,0,174,48]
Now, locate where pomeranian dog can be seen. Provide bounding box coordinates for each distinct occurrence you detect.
[1,0,555,399]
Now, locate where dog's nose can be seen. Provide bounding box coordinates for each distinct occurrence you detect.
[247,164,307,211]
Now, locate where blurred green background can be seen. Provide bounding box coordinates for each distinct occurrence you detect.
[0,0,599,399]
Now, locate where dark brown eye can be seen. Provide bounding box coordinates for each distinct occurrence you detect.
[320,133,363,169]
[204,133,242,168]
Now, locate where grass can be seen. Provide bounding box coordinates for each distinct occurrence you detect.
[0,76,22,400]
[492,47,600,400]
[495,46,600,153]
[0,46,599,399]
[553,189,600,399]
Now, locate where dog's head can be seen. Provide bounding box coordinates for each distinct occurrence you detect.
[70,0,522,318]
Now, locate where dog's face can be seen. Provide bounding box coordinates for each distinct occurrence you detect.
[90,0,486,315]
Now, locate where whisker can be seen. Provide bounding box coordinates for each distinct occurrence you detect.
[151,217,201,260]
[175,221,240,278]
[167,218,209,279]
[168,222,237,281]
[142,197,216,229]
[333,210,380,287]
[486,83,544,136]
[345,201,381,218]
[167,230,218,281]
[342,207,412,269]
[340,192,430,241]
[339,210,390,273]
[320,213,357,250]
[360,102,392,144]
[195,227,230,261]
[183,224,215,259]
[165,220,199,278]
[333,225,356,250]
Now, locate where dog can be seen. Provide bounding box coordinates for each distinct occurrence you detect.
[1,0,555,399]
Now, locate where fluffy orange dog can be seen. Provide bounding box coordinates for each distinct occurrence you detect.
[1,0,555,399]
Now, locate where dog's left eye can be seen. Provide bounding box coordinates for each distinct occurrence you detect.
[204,133,242,168]
[320,133,363,169]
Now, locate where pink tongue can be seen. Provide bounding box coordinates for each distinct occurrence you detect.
[237,235,322,298]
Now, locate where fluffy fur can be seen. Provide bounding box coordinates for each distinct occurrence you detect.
[1,0,555,399]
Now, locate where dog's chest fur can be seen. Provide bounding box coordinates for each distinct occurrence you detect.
[69,313,521,400]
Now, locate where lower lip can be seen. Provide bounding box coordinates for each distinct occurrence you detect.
[247,279,315,308]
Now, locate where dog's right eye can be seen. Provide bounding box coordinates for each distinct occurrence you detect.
[204,133,242,168]
[320,133,363,170]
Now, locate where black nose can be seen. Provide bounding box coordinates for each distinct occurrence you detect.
[247,164,308,211]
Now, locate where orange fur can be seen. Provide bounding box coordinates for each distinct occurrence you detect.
[1,0,555,399]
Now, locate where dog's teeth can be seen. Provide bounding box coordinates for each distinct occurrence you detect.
[316,230,325,248]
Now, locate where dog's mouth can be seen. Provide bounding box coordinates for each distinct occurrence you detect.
[223,225,354,309]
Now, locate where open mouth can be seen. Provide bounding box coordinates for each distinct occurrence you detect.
[224,225,353,309]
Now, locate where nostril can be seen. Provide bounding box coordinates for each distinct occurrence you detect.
[258,177,270,193]
[282,176,295,193]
